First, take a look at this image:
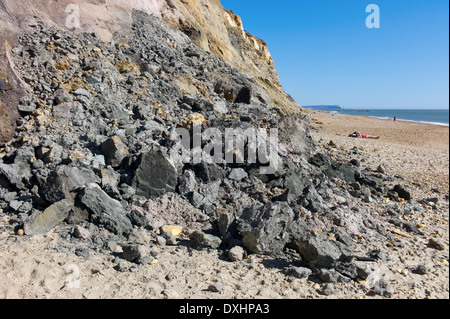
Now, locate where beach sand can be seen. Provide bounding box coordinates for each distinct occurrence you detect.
[309,111,449,197]
[0,112,448,300]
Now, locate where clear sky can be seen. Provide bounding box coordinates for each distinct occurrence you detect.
[221,0,449,109]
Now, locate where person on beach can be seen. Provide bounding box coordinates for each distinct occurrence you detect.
[349,132,380,139]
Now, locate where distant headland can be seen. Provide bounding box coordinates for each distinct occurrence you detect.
[303,105,343,111]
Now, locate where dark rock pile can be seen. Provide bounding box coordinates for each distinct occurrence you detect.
[0,10,421,290]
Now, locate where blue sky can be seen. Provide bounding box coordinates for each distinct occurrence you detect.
[221,0,449,109]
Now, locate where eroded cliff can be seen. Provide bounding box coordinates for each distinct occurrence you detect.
[0,0,301,144]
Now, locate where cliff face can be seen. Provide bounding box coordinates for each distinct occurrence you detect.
[0,0,301,144]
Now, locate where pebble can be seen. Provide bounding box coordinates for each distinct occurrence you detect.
[156,235,167,246]
[228,246,245,262]
[428,238,445,251]
[165,273,175,281]
[320,283,337,296]
[75,247,90,258]
[73,225,91,239]
[412,265,428,275]
[208,283,223,293]
[377,164,387,173]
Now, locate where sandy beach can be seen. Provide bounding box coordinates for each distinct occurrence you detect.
[1,112,448,300]
[309,111,449,198]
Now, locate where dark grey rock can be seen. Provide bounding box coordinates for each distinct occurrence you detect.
[53,88,73,104]
[194,163,225,183]
[9,200,23,211]
[218,212,235,237]
[193,181,220,211]
[213,100,228,114]
[309,153,357,183]
[208,283,223,293]
[412,265,428,275]
[119,184,136,200]
[334,261,375,281]
[17,102,36,113]
[0,162,31,190]
[386,208,399,217]
[143,120,164,134]
[43,165,100,203]
[320,283,338,296]
[78,183,132,235]
[101,136,129,168]
[43,144,63,164]
[101,167,120,188]
[189,230,222,249]
[73,88,91,98]
[393,184,412,200]
[297,231,345,269]
[428,238,445,251]
[301,185,323,213]
[283,266,312,279]
[72,225,91,239]
[238,202,294,255]
[369,249,388,261]
[121,243,152,264]
[75,248,90,258]
[278,115,314,159]
[357,174,384,190]
[178,169,197,196]
[334,231,354,247]
[350,159,360,167]
[132,150,178,199]
[156,236,167,246]
[425,197,440,204]
[318,268,351,283]
[377,164,387,173]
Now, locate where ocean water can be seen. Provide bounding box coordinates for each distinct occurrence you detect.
[333,109,449,126]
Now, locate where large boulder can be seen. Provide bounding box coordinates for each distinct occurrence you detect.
[0,161,31,190]
[132,150,178,199]
[278,115,315,160]
[297,231,354,269]
[101,136,129,168]
[42,165,100,203]
[24,200,73,235]
[393,184,412,200]
[237,202,295,254]
[78,183,132,236]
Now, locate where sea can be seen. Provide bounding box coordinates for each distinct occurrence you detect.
[332,109,449,126]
